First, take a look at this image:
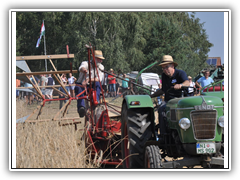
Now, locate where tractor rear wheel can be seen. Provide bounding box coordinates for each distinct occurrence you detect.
[121,103,152,168]
[144,145,163,168]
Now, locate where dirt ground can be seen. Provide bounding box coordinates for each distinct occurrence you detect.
[16,95,122,119]
[17,99,83,122]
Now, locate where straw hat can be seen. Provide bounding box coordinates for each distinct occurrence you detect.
[92,50,105,60]
[110,68,114,71]
[158,55,178,67]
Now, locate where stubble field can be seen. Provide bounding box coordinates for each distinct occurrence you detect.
[16,97,122,168]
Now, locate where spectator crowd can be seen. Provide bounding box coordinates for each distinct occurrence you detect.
[16,67,131,108]
[16,66,215,111]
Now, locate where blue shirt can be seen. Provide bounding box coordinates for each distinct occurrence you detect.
[31,76,39,85]
[122,78,129,88]
[162,68,188,101]
[197,76,214,88]
[59,87,65,98]
[47,77,55,89]
[24,77,33,87]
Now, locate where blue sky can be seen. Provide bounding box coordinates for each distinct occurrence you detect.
[189,12,225,65]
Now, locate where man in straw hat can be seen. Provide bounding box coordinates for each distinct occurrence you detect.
[75,50,105,117]
[150,55,189,135]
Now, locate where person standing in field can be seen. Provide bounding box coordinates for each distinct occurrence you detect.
[40,74,48,98]
[31,75,40,103]
[61,73,69,95]
[45,72,55,103]
[16,79,21,101]
[59,80,68,110]
[187,76,195,96]
[23,78,33,105]
[108,69,116,97]
[121,74,129,97]
[68,73,77,97]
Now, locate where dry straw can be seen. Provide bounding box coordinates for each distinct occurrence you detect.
[16,120,105,168]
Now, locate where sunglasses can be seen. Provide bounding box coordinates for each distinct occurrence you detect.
[162,65,171,70]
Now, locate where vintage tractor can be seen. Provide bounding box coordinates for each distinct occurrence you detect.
[121,86,224,168]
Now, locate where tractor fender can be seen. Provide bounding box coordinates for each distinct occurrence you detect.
[121,95,156,139]
[122,95,154,109]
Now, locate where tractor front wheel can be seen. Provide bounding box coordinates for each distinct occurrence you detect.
[144,145,163,168]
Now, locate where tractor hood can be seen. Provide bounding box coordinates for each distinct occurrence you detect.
[167,96,223,109]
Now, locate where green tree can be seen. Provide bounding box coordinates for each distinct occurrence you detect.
[141,12,213,77]
[16,11,213,79]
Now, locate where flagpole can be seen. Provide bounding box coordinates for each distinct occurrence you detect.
[43,20,47,72]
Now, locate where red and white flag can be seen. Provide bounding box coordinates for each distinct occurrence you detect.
[36,21,45,48]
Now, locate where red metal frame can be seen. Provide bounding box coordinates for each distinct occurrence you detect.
[203,86,224,92]
[83,44,122,166]
[39,44,122,166]
[41,83,87,107]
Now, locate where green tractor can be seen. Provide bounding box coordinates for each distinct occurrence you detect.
[121,86,224,168]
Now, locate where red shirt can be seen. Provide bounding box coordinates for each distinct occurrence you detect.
[108,74,116,84]
[16,79,21,87]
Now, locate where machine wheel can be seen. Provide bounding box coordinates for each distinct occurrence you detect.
[121,103,152,168]
[144,145,163,168]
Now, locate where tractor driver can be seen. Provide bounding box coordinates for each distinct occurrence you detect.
[150,55,190,135]
[75,50,105,117]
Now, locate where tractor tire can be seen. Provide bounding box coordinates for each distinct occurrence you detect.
[121,103,152,168]
[144,145,163,168]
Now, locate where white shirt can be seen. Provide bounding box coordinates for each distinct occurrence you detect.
[188,81,195,93]
[77,61,104,84]
[68,76,75,84]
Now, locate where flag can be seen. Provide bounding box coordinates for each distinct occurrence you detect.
[36,21,45,48]
[40,21,45,36]
[36,36,42,48]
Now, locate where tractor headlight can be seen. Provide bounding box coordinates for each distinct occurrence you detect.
[218,116,224,128]
[130,101,140,105]
[179,118,191,130]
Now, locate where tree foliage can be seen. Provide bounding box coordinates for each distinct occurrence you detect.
[16,11,213,78]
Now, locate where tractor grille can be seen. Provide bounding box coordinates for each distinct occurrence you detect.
[190,110,217,140]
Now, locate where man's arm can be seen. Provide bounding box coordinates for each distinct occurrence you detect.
[195,81,202,89]
[79,61,88,73]
[80,67,88,73]
[174,80,190,89]
[211,77,214,83]
[108,75,115,80]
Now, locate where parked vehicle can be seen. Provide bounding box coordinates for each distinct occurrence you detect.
[127,72,160,95]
